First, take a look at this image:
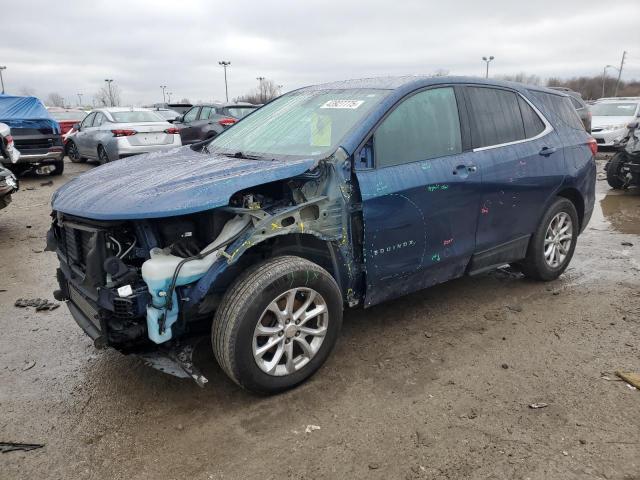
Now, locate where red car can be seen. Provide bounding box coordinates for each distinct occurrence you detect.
[47,107,87,137]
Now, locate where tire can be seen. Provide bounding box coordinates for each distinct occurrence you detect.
[212,256,343,394]
[97,145,110,164]
[66,141,85,163]
[606,153,626,189]
[50,159,64,176]
[521,197,579,281]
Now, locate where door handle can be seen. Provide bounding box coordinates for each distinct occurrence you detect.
[452,164,477,175]
[467,165,477,173]
[539,146,557,157]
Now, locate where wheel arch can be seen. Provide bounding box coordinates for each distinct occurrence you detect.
[185,232,352,316]
[556,187,585,230]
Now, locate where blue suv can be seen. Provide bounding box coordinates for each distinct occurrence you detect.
[48,76,596,393]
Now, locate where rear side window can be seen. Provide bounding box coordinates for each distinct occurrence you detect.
[569,97,584,110]
[528,91,584,131]
[374,87,462,168]
[518,97,545,138]
[466,87,525,148]
[199,106,213,120]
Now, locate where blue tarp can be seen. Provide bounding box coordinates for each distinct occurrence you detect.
[0,94,60,133]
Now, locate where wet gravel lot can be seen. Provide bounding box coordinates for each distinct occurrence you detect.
[1,154,639,480]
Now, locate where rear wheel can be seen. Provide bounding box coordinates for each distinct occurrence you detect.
[606,153,626,189]
[50,159,64,176]
[97,145,110,164]
[521,197,578,281]
[66,141,85,163]
[212,256,343,394]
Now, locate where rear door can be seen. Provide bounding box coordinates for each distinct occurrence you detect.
[176,106,200,144]
[463,86,565,264]
[354,86,482,307]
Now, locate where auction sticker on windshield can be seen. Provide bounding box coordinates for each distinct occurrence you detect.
[321,100,365,109]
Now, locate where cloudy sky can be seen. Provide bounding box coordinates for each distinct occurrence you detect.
[2,0,639,106]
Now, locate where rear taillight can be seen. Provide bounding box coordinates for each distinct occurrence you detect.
[5,135,13,145]
[111,129,137,137]
[218,117,236,127]
[164,127,180,134]
[587,137,598,156]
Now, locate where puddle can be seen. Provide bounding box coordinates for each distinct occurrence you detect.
[589,188,640,235]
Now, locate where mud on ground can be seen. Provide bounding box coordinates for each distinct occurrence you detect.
[1,155,639,480]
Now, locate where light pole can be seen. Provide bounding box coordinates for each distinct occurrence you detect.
[256,76,265,102]
[482,56,494,78]
[218,61,231,102]
[0,66,6,94]
[160,85,167,103]
[601,65,618,98]
[104,79,114,106]
[77,93,83,106]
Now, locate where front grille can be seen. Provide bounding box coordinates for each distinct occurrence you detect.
[14,138,54,150]
[596,138,605,144]
[591,128,603,133]
[63,227,94,268]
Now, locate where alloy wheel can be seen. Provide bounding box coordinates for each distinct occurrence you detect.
[253,287,328,376]
[544,212,573,268]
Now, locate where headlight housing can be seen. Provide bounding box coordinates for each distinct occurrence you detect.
[4,175,17,190]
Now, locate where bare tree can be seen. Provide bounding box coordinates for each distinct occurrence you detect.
[546,75,640,100]
[19,86,37,96]
[47,92,65,107]
[179,98,191,104]
[235,78,280,104]
[94,82,122,107]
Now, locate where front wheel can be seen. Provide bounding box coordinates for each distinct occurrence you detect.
[606,153,626,189]
[66,141,85,163]
[212,256,343,394]
[520,197,579,281]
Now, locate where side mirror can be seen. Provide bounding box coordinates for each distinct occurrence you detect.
[175,115,184,123]
[72,123,81,130]
[627,121,639,129]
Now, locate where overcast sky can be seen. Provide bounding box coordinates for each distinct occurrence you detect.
[2,0,639,106]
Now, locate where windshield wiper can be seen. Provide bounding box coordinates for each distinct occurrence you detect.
[225,151,263,160]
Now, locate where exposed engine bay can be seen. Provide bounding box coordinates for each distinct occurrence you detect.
[48,156,362,384]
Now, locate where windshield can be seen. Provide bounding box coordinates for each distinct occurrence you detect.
[226,107,258,119]
[49,111,87,121]
[111,111,165,123]
[591,102,638,117]
[208,88,388,158]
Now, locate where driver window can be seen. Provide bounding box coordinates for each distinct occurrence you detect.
[374,87,462,168]
[93,113,105,127]
[184,107,199,122]
[81,113,96,128]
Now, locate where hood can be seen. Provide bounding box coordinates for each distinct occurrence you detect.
[52,146,317,220]
[592,115,635,128]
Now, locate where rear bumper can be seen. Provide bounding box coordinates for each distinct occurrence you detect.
[6,150,63,164]
[111,137,182,159]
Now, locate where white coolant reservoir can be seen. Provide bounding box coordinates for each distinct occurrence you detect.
[141,214,251,344]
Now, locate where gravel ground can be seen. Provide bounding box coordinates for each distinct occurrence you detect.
[1,154,639,480]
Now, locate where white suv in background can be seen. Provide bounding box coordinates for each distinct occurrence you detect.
[590,97,640,147]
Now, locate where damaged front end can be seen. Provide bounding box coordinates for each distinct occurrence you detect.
[48,150,363,385]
